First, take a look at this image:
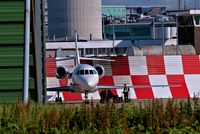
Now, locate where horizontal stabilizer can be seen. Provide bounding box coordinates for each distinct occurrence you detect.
[97,84,181,89]
[47,86,71,91]
[48,56,76,62]
[48,56,114,62]
[80,57,115,62]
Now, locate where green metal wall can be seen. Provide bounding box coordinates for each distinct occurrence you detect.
[0,0,36,102]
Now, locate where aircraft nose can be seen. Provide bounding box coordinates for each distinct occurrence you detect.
[87,82,95,88]
[83,79,96,89]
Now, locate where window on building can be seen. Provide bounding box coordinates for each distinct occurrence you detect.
[98,48,106,54]
[194,16,200,25]
[94,48,98,55]
[86,48,93,55]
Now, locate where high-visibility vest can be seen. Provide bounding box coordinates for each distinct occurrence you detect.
[123,86,129,92]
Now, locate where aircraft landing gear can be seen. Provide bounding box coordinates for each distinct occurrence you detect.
[84,90,89,104]
[55,91,62,103]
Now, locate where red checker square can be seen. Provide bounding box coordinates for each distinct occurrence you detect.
[131,75,154,99]
[182,56,200,74]
[62,92,82,101]
[80,59,93,65]
[146,56,166,75]
[111,56,130,75]
[46,57,57,77]
[59,79,82,101]
[167,75,189,98]
[98,76,117,95]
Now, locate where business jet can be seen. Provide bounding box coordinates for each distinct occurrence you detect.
[47,33,179,103]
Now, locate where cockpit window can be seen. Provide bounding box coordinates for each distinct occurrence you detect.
[77,70,80,75]
[85,70,89,75]
[93,70,97,74]
[78,69,97,75]
[80,70,84,75]
[89,70,93,74]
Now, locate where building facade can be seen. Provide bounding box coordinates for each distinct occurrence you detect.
[104,22,176,40]
[102,5,126,19]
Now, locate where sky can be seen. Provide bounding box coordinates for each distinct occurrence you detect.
[102,0,200,10]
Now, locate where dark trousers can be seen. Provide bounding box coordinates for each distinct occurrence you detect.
[124,92,129,102]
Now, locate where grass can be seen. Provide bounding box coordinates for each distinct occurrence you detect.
[0,98,200,133]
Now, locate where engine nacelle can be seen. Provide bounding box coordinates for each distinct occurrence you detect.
[93,64,105,78]
[55,66,69,79]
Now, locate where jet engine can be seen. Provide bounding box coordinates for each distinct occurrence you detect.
[93,64,105,78]
[55,66,69,79]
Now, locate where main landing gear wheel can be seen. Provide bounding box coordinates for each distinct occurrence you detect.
[84,90,89,104]
[55,91,62,103]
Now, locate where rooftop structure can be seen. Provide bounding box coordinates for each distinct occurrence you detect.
[102,5,126,19]
[167,9,200,16]
[46,39,179,57]
[167,9,200,54]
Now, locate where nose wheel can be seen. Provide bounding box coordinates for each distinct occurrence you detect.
[55,91,62,103]
[84,90,89,104]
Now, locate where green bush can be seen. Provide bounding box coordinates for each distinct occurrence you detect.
[0,99,200,133]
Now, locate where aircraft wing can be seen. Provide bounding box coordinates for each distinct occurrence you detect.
[80,57,115,62]
[48,57,76,62]
[97,84,181,89]
[47,86,71,91]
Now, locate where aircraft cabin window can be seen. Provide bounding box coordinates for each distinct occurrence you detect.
[80,70,84,75]
[85,70,89,75]
[89,70,93,74]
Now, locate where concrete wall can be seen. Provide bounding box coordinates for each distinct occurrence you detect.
[48,0,102,40]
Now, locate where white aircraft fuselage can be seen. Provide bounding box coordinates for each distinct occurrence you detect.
[71,64,99,93]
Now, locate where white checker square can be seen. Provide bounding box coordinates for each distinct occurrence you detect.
[113,76,137,99]
[149,75,172,98]
[46,77,60,88]
[164,56,183,75]
[185,74,200,97]
[56,57,75,72]
[128,56,148,75]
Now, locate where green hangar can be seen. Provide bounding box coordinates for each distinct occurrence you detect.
[0,0,45,103]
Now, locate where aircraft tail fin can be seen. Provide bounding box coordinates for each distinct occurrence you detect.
[75,31,80,65]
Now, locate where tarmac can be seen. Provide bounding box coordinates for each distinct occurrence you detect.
[48,98,200,108]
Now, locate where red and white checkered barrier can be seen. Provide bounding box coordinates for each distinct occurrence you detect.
[46,56,200,101]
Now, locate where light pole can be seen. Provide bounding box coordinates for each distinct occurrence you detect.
[112,25,115,55]
[176,14,179,55]
[162,20,165,55]
[102,14,106,40]
[23,0,31,104]
[152,17,155,40]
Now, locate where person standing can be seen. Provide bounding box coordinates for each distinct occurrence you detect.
[123,83,130,102]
